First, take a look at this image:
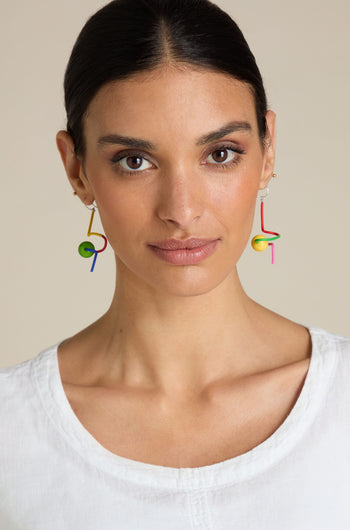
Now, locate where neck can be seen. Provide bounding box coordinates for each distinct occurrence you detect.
[81,265,278,398]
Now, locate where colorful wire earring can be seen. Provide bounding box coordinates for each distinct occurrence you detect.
[251,186,281,264]
[77,201,108,272]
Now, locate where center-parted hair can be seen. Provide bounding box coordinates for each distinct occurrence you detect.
[64,0,268,157]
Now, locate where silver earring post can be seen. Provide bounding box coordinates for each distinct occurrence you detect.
[258,187,270,201]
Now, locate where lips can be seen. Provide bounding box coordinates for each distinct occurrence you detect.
[148,238,218,250]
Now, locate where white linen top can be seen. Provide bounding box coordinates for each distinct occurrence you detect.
[1,327,350,529]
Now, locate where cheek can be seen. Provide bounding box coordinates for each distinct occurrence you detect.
[93,178,155,262]
[220,188,257,246]
[97,192,139,246]
[211,166,260,232]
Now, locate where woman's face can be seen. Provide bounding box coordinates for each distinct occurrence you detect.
[62,66,275,296]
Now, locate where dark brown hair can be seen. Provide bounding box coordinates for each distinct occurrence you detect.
[64,0,268,157]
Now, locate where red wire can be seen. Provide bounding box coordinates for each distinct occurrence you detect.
[96,235,108,254]
[260,201,279,237]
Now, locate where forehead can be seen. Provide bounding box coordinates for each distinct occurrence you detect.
[85,66,258,141]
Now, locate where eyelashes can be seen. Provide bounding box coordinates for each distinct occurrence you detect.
[110,143,245,176]
[205,144,244,169]
[112,153,154,173]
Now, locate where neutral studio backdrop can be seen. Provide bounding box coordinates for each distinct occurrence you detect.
[1,0,349,367]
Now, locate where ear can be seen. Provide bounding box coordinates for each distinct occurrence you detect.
[258,110,276,190]
[56,130,95,205]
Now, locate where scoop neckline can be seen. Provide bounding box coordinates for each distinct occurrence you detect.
[32,327,338,491]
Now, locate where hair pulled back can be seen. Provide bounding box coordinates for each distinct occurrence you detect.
[64,0,268,157]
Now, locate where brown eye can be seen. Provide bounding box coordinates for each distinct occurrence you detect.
[125,156,143,169]
[206,147,237,166]
[117,154,153,172]
[212,149,229,163]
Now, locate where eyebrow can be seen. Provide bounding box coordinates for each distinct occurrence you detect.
[97,120,252,150]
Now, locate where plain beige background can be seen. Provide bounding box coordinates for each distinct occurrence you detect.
[1,0,349,367]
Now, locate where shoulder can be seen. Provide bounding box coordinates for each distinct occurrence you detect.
[0,344,58,404]
[309,327,350,387]
[0,344,61,462]
[0,356,35,397]
[310,327,350,355]
[307,328,350,436]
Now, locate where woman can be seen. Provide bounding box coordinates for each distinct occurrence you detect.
[1,0,350,527]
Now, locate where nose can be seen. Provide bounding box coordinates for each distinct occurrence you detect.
[156,168,204,230]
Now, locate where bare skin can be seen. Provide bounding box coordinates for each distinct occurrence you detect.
[56,65,311,468]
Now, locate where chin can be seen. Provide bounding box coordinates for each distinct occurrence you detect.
[148,266,234,297]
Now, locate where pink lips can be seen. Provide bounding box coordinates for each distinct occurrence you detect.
[148,238,219,265]
[149,238,217,250]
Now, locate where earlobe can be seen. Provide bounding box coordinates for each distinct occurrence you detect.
[56,130,94,204]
